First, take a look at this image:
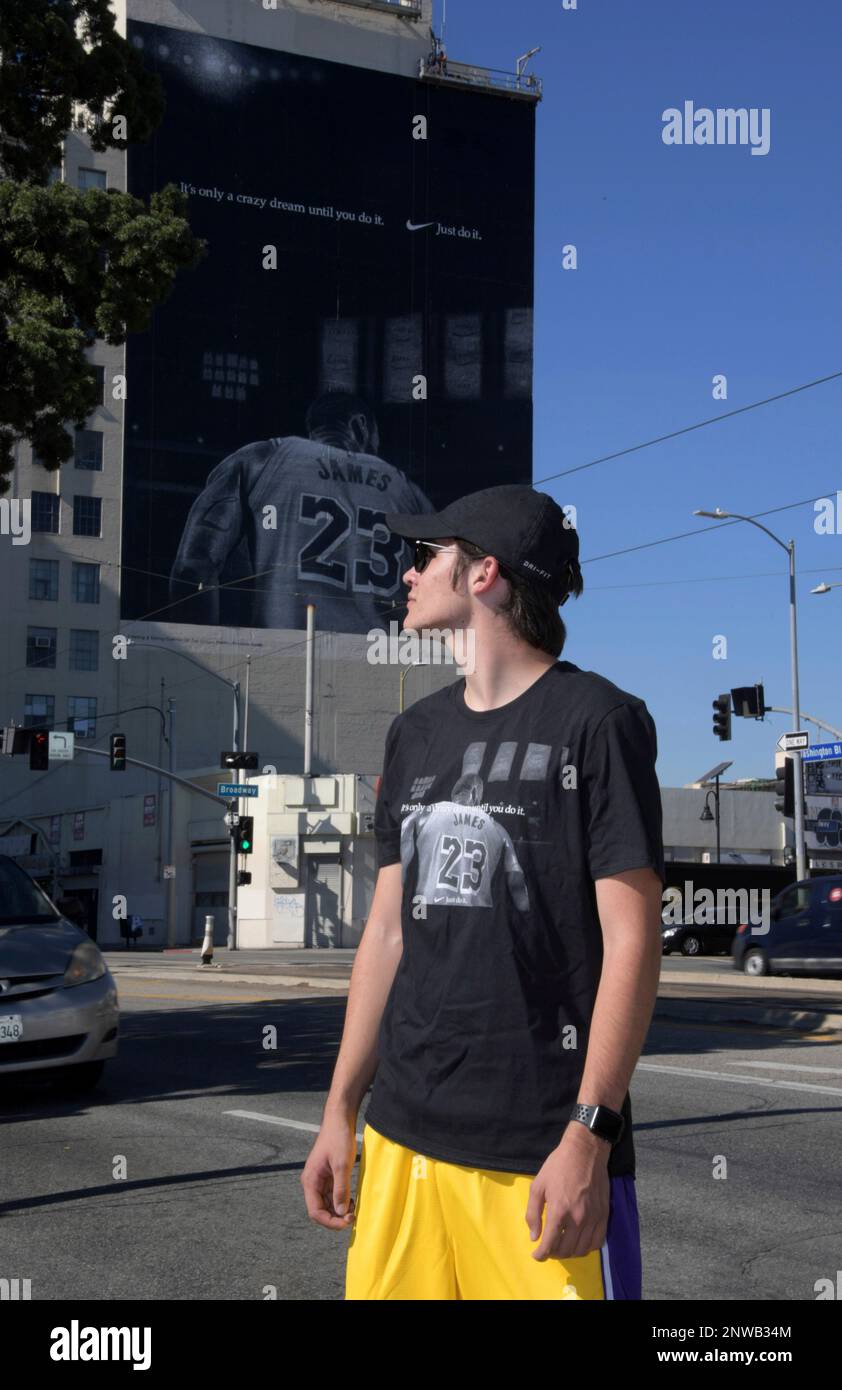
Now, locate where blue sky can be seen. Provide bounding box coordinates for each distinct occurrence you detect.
[434,0,842,787]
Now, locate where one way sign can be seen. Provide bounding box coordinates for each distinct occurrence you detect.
[777,731,809,752]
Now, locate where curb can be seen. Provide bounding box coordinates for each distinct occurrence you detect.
[112,968,349,990]
[653,999,842,1037]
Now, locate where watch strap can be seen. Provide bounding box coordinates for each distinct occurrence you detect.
[570,1102,625,1145]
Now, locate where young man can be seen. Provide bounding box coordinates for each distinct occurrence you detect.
[301,484,665,1300]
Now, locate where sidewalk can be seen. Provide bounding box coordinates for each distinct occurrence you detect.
[104,948,842,1035]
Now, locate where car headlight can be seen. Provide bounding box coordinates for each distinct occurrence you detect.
[661,925,681,936]
[63,939,106,988]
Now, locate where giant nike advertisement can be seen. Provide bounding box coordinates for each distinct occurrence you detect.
[121,20,535,633]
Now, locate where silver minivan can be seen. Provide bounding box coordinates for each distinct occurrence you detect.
[0,855,118,1090]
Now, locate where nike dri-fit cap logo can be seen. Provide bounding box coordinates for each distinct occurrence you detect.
[385,484,580,596]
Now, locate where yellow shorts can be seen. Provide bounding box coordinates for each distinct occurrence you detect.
[345,1122,642,1300]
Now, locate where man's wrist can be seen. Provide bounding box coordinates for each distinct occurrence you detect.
[567,1100,625,1147]
[562,1120,612,1159]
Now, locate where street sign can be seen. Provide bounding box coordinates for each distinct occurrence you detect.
[776,732,809,752]
[223,811,240,828]
[49,731,75,761]
[218,783,259,797]
[803,742,842,763]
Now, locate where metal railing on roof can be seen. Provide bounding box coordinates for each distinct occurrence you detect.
[418,56,542,101]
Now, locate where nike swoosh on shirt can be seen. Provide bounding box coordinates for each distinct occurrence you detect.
[405,219,436,231]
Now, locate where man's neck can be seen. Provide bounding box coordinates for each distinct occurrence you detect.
[462,650,557,713]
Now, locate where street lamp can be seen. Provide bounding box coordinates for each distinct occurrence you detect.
[696,759,732,863]
[399,658,433,712]
[125,639,241,750]
[810,581,842,595]
[693,507,808,881]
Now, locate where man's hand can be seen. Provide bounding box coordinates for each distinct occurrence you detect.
[301,1110,358,1230]
[526,1123,611,1261]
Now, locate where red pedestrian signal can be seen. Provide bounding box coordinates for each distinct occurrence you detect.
[29,730,50,770]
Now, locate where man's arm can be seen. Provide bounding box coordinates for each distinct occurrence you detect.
[527,866,663,1260]
[323,861,404,1118]
[301,862,404,1229]
[169,452,248,621]
[574,865,664,1115]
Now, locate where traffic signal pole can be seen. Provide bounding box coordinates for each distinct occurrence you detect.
[787,544,808,882]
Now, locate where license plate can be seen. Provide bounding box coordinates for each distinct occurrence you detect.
[0,1015,23,1043]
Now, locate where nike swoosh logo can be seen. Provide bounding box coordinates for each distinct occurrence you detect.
[406,219,436,231]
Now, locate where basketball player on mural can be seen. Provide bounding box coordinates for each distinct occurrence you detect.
[169,390,433,632]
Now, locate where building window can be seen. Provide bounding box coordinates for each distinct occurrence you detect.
[71,562,100,604]
[78,167,106,191]
[29,558,59,601]
[73,496,101,537]
[69,629,98,671]
[31,492,60,533]
[91,366,105,404]
[26,626,57,668]
[74,429,103,470]
[68,697,97,740]
[24,694,55,728]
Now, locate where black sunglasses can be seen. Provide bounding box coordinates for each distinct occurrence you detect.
[411,540,457,573]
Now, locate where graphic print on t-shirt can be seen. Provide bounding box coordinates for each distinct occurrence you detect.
[400,771,530,911]
[393,730,572,912]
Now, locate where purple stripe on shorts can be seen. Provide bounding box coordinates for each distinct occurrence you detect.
[600,1175,642,1300]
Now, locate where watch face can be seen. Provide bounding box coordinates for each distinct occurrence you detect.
[592,1107,623,1142]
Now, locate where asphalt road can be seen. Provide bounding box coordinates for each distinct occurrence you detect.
[1,978,840,1301]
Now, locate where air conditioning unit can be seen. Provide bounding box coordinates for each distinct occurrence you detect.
[34,637,52,648]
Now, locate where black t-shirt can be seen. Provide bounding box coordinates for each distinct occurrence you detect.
[366,659,665,1178]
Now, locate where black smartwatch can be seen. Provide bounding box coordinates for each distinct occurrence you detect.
[569,1102,625,1146]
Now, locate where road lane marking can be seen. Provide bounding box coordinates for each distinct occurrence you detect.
[722,1059,842,1075]
[224,1109,365,1141]
[117,988,280,1003]
[637,1061,842,1097]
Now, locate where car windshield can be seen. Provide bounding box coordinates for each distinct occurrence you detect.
[0,856,61,925]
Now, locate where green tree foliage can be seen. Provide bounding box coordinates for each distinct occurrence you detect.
[0,0,206,492]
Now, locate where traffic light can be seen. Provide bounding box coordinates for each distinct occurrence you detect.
[221,751,259,771]
[29,730,49,770]
[110,732,126,771]
[712,694,732,741]
[775,757,795,817]
[236,816,254,855]
[731,684,766,719]
[1,726,29,756]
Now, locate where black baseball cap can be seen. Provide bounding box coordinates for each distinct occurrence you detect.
[385,484,581,599]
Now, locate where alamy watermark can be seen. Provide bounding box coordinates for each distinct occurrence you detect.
[0,498,31,546]
[367,621,476,673]
[663,882,771,933]
[662,101,771,156]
